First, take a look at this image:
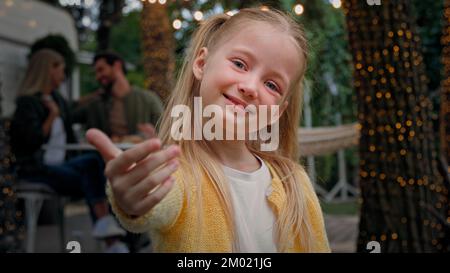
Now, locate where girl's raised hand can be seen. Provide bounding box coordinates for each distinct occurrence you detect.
[86,129,180,217]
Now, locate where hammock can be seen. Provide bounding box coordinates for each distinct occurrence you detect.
[298,123,360,156]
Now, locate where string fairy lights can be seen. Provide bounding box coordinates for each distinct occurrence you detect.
[0,120,25,252]
[442,0,450,167]
[141,0,347,26]
[140,0,176,101]
[343,0,449,252]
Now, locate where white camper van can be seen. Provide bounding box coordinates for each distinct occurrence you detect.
[0,0,79,118]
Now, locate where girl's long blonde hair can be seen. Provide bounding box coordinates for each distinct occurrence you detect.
[158,8,314,252]
[18,49,64,96]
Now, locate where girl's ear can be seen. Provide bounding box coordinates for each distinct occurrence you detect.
[193,47,208,80]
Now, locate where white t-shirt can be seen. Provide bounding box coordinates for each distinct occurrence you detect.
[222,157,277,253]
[43,116,67,166]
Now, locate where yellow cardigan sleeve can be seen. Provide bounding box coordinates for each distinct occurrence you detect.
[298,167,331,253]
[106,171,184,234]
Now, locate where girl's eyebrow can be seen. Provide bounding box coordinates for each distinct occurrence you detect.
[230,47,289,90]
[231,47,257,62]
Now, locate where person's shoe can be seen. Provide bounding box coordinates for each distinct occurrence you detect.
[104,241,130,253]
[92,215,127,239]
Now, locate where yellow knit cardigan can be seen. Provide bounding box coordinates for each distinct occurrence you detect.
[107,160,330,253]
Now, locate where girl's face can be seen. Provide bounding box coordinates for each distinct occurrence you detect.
[193,22,302,131]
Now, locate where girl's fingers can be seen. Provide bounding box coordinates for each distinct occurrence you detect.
[105,138,162,178]
[123,145,181,185]
[128,160,179,199]
[86,129,121,162]
[133,177,176,216]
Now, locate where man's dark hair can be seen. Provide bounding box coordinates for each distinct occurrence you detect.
[93,52,127,74]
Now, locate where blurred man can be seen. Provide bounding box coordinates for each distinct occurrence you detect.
[73,52,163,143]
[73,52,163,252]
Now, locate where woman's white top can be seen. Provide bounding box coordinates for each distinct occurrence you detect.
[43,116,67,166]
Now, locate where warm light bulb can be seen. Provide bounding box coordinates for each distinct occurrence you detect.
[194,11,203,21]
[172,19,182,30]
[294,4,304,15]
[330,0,342,9]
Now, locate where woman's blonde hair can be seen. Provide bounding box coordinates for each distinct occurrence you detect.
[158,8,314,252]
[18,49,65,96]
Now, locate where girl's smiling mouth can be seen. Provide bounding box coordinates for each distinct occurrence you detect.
[223,93,248,109]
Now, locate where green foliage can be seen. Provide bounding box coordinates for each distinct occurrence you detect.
[80,34,97,52]
[297,1,355,126]
[126,70,146,88]
[29,34,76,75]
[110,11,143,72]
[79,63,97,96]
[314,154,336,190]
[410,0,444,146]
[110,11,146,89]
[411,0,444,92]
[321,200,359,215]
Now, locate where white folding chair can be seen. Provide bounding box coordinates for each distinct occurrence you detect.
[15,181,66,253]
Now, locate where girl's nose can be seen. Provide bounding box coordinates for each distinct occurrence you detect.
[238,78,259,99]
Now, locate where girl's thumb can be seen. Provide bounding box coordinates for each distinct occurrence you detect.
[86,128,121,162]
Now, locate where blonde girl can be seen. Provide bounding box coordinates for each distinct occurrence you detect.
[87,7,330,253]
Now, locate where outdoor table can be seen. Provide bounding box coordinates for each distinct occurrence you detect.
[42,143,135,151]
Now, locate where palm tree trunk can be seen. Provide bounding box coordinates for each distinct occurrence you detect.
[140,1,175,102]
[442,0,450,165]
[343,0,449,252]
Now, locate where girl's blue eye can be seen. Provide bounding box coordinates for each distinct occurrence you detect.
[265,81,280,93]
[232,60,246,70]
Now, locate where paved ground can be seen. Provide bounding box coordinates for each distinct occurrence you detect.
[324,214,358,253]
[35,203,102,253]
[33,203,358,253]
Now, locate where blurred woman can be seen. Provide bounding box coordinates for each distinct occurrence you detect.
[10,49,128,253]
